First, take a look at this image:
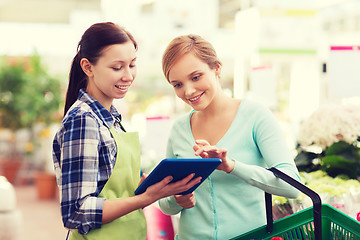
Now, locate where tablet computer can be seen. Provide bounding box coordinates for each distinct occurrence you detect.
[134,158,221,195]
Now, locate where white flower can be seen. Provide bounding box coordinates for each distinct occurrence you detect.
[298,104,360,150]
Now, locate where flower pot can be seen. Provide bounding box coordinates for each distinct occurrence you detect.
[0,158,23,184]
[33,172,57,200]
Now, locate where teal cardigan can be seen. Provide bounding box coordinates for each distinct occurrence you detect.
[159,99,301,240]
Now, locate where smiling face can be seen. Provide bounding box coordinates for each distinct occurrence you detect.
[168,52,221,111]
[83,41,137,109]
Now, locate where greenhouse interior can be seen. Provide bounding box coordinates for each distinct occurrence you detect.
[0,0,359,239]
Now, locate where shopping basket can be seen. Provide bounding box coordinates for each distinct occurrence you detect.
[232,167,360,240]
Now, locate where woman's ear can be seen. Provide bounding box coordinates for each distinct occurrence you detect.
[80,58,94,78]
[215,64,222,76]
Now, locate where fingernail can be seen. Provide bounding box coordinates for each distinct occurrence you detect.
[168,176,173,181]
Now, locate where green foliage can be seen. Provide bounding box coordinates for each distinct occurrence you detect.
[322,155,358,179]
[322,141,360,178]
[295,140,360,179]
[0,53,62,130]
[294,151,322,173]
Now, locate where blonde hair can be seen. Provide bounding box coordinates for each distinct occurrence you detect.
[162,34,222,82]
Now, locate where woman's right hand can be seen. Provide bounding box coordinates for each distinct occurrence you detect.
[193,139,235,173]
[103,174,200,223]
[143,173,201,203]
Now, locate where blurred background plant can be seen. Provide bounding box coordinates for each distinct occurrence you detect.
[0,52,63,184]
[0,53,62,130]
[273,170,360,221]
[294,105,360,179]
[272,105,360,222]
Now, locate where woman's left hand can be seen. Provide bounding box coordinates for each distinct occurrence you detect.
[174,192,196,209]
[193,139,235,173]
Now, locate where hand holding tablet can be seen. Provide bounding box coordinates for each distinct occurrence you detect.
[135,158,221,195]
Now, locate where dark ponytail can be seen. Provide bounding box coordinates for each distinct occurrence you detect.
[63,22,137,116]
[64,53,87,116]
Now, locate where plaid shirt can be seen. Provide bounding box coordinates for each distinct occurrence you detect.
[53,89,124,234]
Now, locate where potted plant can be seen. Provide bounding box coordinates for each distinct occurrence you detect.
[294,104,360,180]
[291,104,360,217]
[0,59,28,184]
[0,53,62,199]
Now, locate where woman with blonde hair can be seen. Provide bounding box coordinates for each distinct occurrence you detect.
[159,34,301,239]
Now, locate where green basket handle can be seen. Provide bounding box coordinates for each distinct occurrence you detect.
[265,167,322,240]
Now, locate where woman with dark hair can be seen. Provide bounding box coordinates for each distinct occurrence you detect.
[52,22,201,240]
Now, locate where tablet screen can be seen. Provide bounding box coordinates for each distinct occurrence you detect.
[134,158,221,195]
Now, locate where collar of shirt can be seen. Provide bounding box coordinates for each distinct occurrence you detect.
[78,89,122,129]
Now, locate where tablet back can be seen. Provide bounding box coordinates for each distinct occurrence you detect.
[134,158,221,195]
